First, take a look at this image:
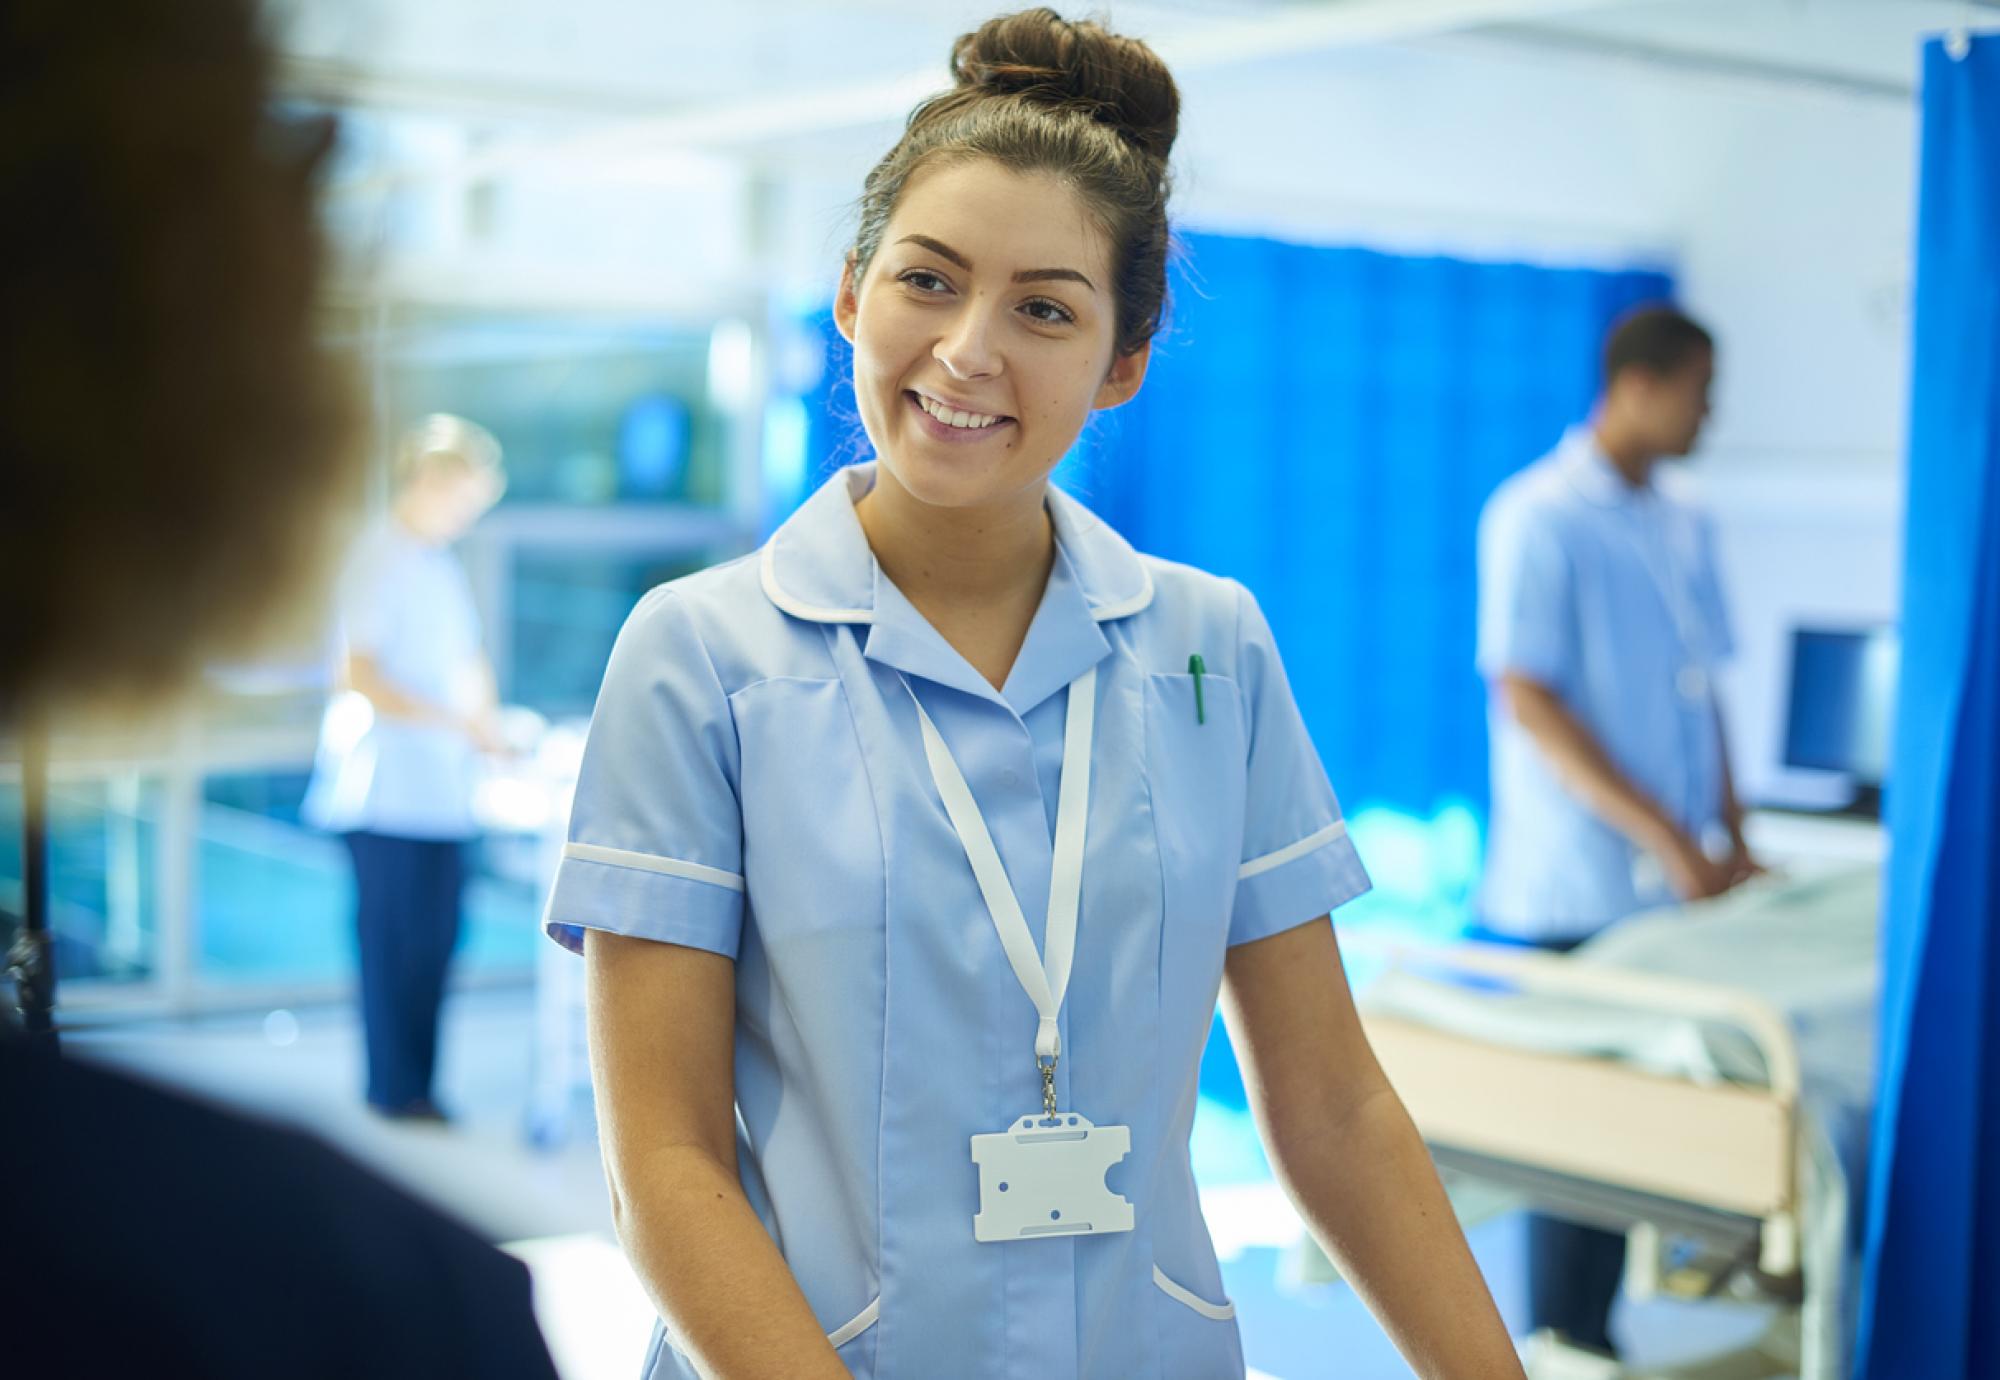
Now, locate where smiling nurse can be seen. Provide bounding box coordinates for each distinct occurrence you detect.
[547,10,1525,1379]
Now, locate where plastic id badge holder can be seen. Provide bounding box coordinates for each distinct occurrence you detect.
[971,1112,1134,1242]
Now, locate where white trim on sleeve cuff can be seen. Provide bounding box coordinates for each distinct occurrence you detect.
[561,841,745,893]
[1237,820,1349,881]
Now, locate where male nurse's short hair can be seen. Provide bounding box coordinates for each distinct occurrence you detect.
[1602,305,1714,386]
[393,414,504,492]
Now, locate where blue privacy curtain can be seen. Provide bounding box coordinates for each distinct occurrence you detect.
[1066,234,1668,816]
[1854,34,2000,1380]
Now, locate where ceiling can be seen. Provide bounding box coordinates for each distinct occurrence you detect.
[282,0,1985,306]
[272,0,1993,123]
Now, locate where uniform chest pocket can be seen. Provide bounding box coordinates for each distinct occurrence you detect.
[1144,673,1248,1043]
[1145,672,1248,892]
[730,677,886,948]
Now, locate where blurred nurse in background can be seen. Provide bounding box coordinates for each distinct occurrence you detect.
[305,414,506,1122]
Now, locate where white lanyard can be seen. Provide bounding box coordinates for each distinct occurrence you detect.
[908,665,1095,1074]
[913,666,1140,1245]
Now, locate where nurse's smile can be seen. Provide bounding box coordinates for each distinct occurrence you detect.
[903,387,1015,443]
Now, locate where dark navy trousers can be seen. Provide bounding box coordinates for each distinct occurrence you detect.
[344,831,465,1112]
[1527,1214,1627,1354]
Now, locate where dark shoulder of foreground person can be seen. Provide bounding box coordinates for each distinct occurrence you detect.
[0,1036,560,1380]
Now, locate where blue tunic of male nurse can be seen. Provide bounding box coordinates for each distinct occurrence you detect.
[305,414,507,1122]
[1475,306,1761,1366]
[546,12,1526,1379]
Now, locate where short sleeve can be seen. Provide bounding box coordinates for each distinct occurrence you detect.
[1228,583,1372,946]
[1476,491,1576,687]
[544,588,746,959]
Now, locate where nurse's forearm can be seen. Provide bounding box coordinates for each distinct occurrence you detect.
[473,655,500,713]
[344,653,461,731]
[613,1145,853,1380]
[1268,1090,1526,1380]
[1499,674,1683,856]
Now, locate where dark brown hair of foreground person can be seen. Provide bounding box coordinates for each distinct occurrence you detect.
[0,0,359,725]
[0,5,560,1375]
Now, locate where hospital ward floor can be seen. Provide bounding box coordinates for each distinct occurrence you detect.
[74,986,1784,1380]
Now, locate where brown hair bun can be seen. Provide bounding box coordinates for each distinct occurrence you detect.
[947,8,1179,165]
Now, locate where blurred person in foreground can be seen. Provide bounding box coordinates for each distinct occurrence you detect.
[305,414,506,1123]
[1474,304,1759,1367]
[0,1,557,1375]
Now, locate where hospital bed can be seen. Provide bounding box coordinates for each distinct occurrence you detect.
[1351,861,1880,1380]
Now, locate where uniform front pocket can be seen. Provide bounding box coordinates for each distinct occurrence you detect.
[1144,671,1246,914]
[1153,1264,1234,1320]
[1152,1265,1244,1379]
[827,1295,881,1347]
[1144,672,1248,1076]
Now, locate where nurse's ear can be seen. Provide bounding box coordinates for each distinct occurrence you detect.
[1092,339,1153,412]
[834,256,861,346]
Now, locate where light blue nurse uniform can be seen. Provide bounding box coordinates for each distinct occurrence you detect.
[1476,426,1736,942]
[546,463,1371,1380]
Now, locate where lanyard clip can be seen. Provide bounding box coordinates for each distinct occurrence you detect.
[1188,654,1206,725]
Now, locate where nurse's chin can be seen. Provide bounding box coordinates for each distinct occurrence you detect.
[877,448,1043,514]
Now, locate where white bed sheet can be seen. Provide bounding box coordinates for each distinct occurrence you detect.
[1359,863,1880,1380]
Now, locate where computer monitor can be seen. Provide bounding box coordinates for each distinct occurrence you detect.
[1782,625,1899,813]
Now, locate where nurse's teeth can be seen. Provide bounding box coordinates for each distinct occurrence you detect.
[918,394,1000,429]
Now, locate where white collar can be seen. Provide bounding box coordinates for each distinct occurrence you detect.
[1558,425,1655,508]
[759,463,1154,626]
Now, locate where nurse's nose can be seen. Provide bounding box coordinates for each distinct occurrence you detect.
[934,300,1003,381]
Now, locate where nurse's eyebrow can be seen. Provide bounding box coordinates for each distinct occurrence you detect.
[1014,265,1095,291]
[896,234,1096,293]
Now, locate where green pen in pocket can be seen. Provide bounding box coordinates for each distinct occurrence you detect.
[1188,653,1206,725]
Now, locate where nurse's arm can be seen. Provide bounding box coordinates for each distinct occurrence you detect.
[1221,919,1526,1380]
[585,931,853,1380]
[342,652,460,730]
[1498,670,1729,900]
[1713,702,1763,883]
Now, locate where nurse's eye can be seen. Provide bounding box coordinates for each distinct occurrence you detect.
[898,269,952,296]
[1021,296,1076,326]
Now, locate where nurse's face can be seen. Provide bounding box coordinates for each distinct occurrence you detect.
[1643,348,1715,458]
[835,158,1150,513]
[401,462,501,545]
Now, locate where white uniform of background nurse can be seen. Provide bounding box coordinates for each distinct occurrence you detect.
[305,415,506,1121]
